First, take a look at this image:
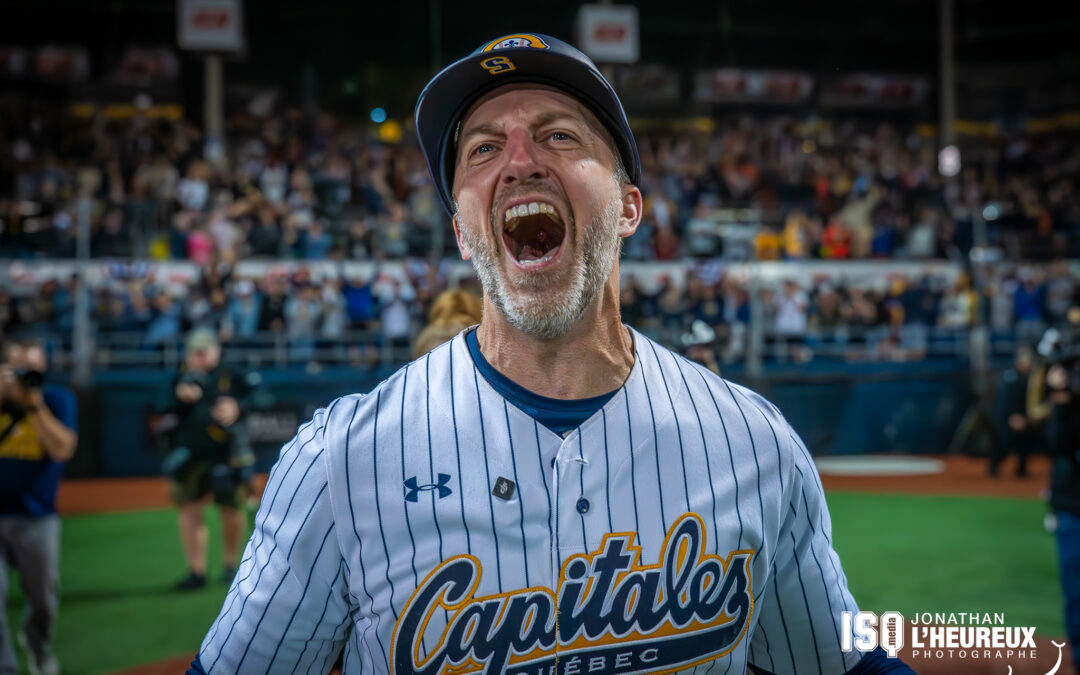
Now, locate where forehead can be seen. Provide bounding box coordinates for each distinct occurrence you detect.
[458,84,606,136]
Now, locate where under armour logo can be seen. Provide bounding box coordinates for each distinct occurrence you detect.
[404,474,453,503]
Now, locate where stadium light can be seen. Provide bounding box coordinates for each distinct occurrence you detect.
[938,145,961,177]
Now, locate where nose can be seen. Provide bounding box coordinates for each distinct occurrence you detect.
[499,128,547,186]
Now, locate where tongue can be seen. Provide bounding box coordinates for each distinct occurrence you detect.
[518,244,546,261]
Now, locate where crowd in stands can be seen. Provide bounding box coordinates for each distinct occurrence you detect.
[2,102,1079,265]
[2,256,1076,368]
[1,102,1078,366]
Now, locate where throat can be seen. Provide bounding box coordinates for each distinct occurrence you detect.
[473,315,635,400]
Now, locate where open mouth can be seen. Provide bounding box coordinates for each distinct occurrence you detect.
[501,201,566,267]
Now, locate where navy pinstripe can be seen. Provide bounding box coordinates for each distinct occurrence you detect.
[448,341,473,555]
[208,447,327,671]
[672,359,723,675]
[788,513,824,675]
[792,462,849,661]
[202,420,320,651]
[267,521,336,669]
[641,364,666,530]
[623,390,641,534]
[194,330,865,674]
[342,397,389,666]
[601,408,613,533]
[771,568,798,673]
[291,563,342,675]
[397,367,422,595]
[369,391,399,623]
[472,368,503,591]
[532,419,554,580]
[503,401,531,587]
[648,343,692,518]
[235,483,329,670]
[425,355,445,563]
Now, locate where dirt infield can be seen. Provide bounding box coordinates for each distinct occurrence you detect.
[57,474,269,515]
[61,456,1072,675]
[817,453,1052,500]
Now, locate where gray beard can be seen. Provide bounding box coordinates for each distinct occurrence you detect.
[459,196,622,340]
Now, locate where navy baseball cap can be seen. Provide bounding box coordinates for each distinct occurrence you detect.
[415,33,642,215]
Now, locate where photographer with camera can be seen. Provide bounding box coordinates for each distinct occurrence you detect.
[1029,324,1080,664]
[161,328,258,591]
[0,340,77,675]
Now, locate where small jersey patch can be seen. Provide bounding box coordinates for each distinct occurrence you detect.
[492,476,516,500]
[481,34,550,52]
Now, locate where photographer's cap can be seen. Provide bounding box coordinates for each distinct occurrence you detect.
[184,327,219,353]
[415,33,641,215]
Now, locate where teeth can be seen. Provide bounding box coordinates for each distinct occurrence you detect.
[503,201,561,227]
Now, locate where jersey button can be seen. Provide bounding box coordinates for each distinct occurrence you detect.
[576,498,590,514]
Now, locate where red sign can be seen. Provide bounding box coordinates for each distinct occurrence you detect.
[592,23,627,43]
[192,9,230,29]
[178,0,244,52]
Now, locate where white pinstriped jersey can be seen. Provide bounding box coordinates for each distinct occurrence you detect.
[197,328,862,674]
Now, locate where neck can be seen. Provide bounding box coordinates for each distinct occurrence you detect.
[475,274,635,400]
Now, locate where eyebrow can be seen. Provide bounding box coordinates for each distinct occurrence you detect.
[457,110,590,148]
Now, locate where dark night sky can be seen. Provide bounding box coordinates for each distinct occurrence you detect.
[2,0,1077,118]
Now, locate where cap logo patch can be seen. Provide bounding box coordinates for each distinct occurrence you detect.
[481,34,550,52]
[480,56,515,75]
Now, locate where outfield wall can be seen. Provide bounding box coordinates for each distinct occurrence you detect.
[64,360,976,479]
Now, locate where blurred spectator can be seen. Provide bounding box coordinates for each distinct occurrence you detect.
[413,289,483,357]
[92,207,132,258]
[1014,269,1047,346]
[257,278,287,334]
[773,279,810,362]
[145,291,182,345]
[176,161,210,212]
[684,204,719,258]
[753,226,781,260]
[376,204,409,259]
[653,225,680,261]
[319,278,348,340]
[302,220,332,260]
[987,345,1037,478]
[284,282,322,340]
[938,273,978,330]
[376,274,415,358]
[222,280,261,340]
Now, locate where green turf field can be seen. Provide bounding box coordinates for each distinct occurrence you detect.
[5,508,252,675]
[2,492,1067,674]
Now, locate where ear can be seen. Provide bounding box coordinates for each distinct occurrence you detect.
[451,213,472,261]
[617,184,643,239]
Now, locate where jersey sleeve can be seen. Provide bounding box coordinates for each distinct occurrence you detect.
[197,405,352,673]
[748,426,863,675]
